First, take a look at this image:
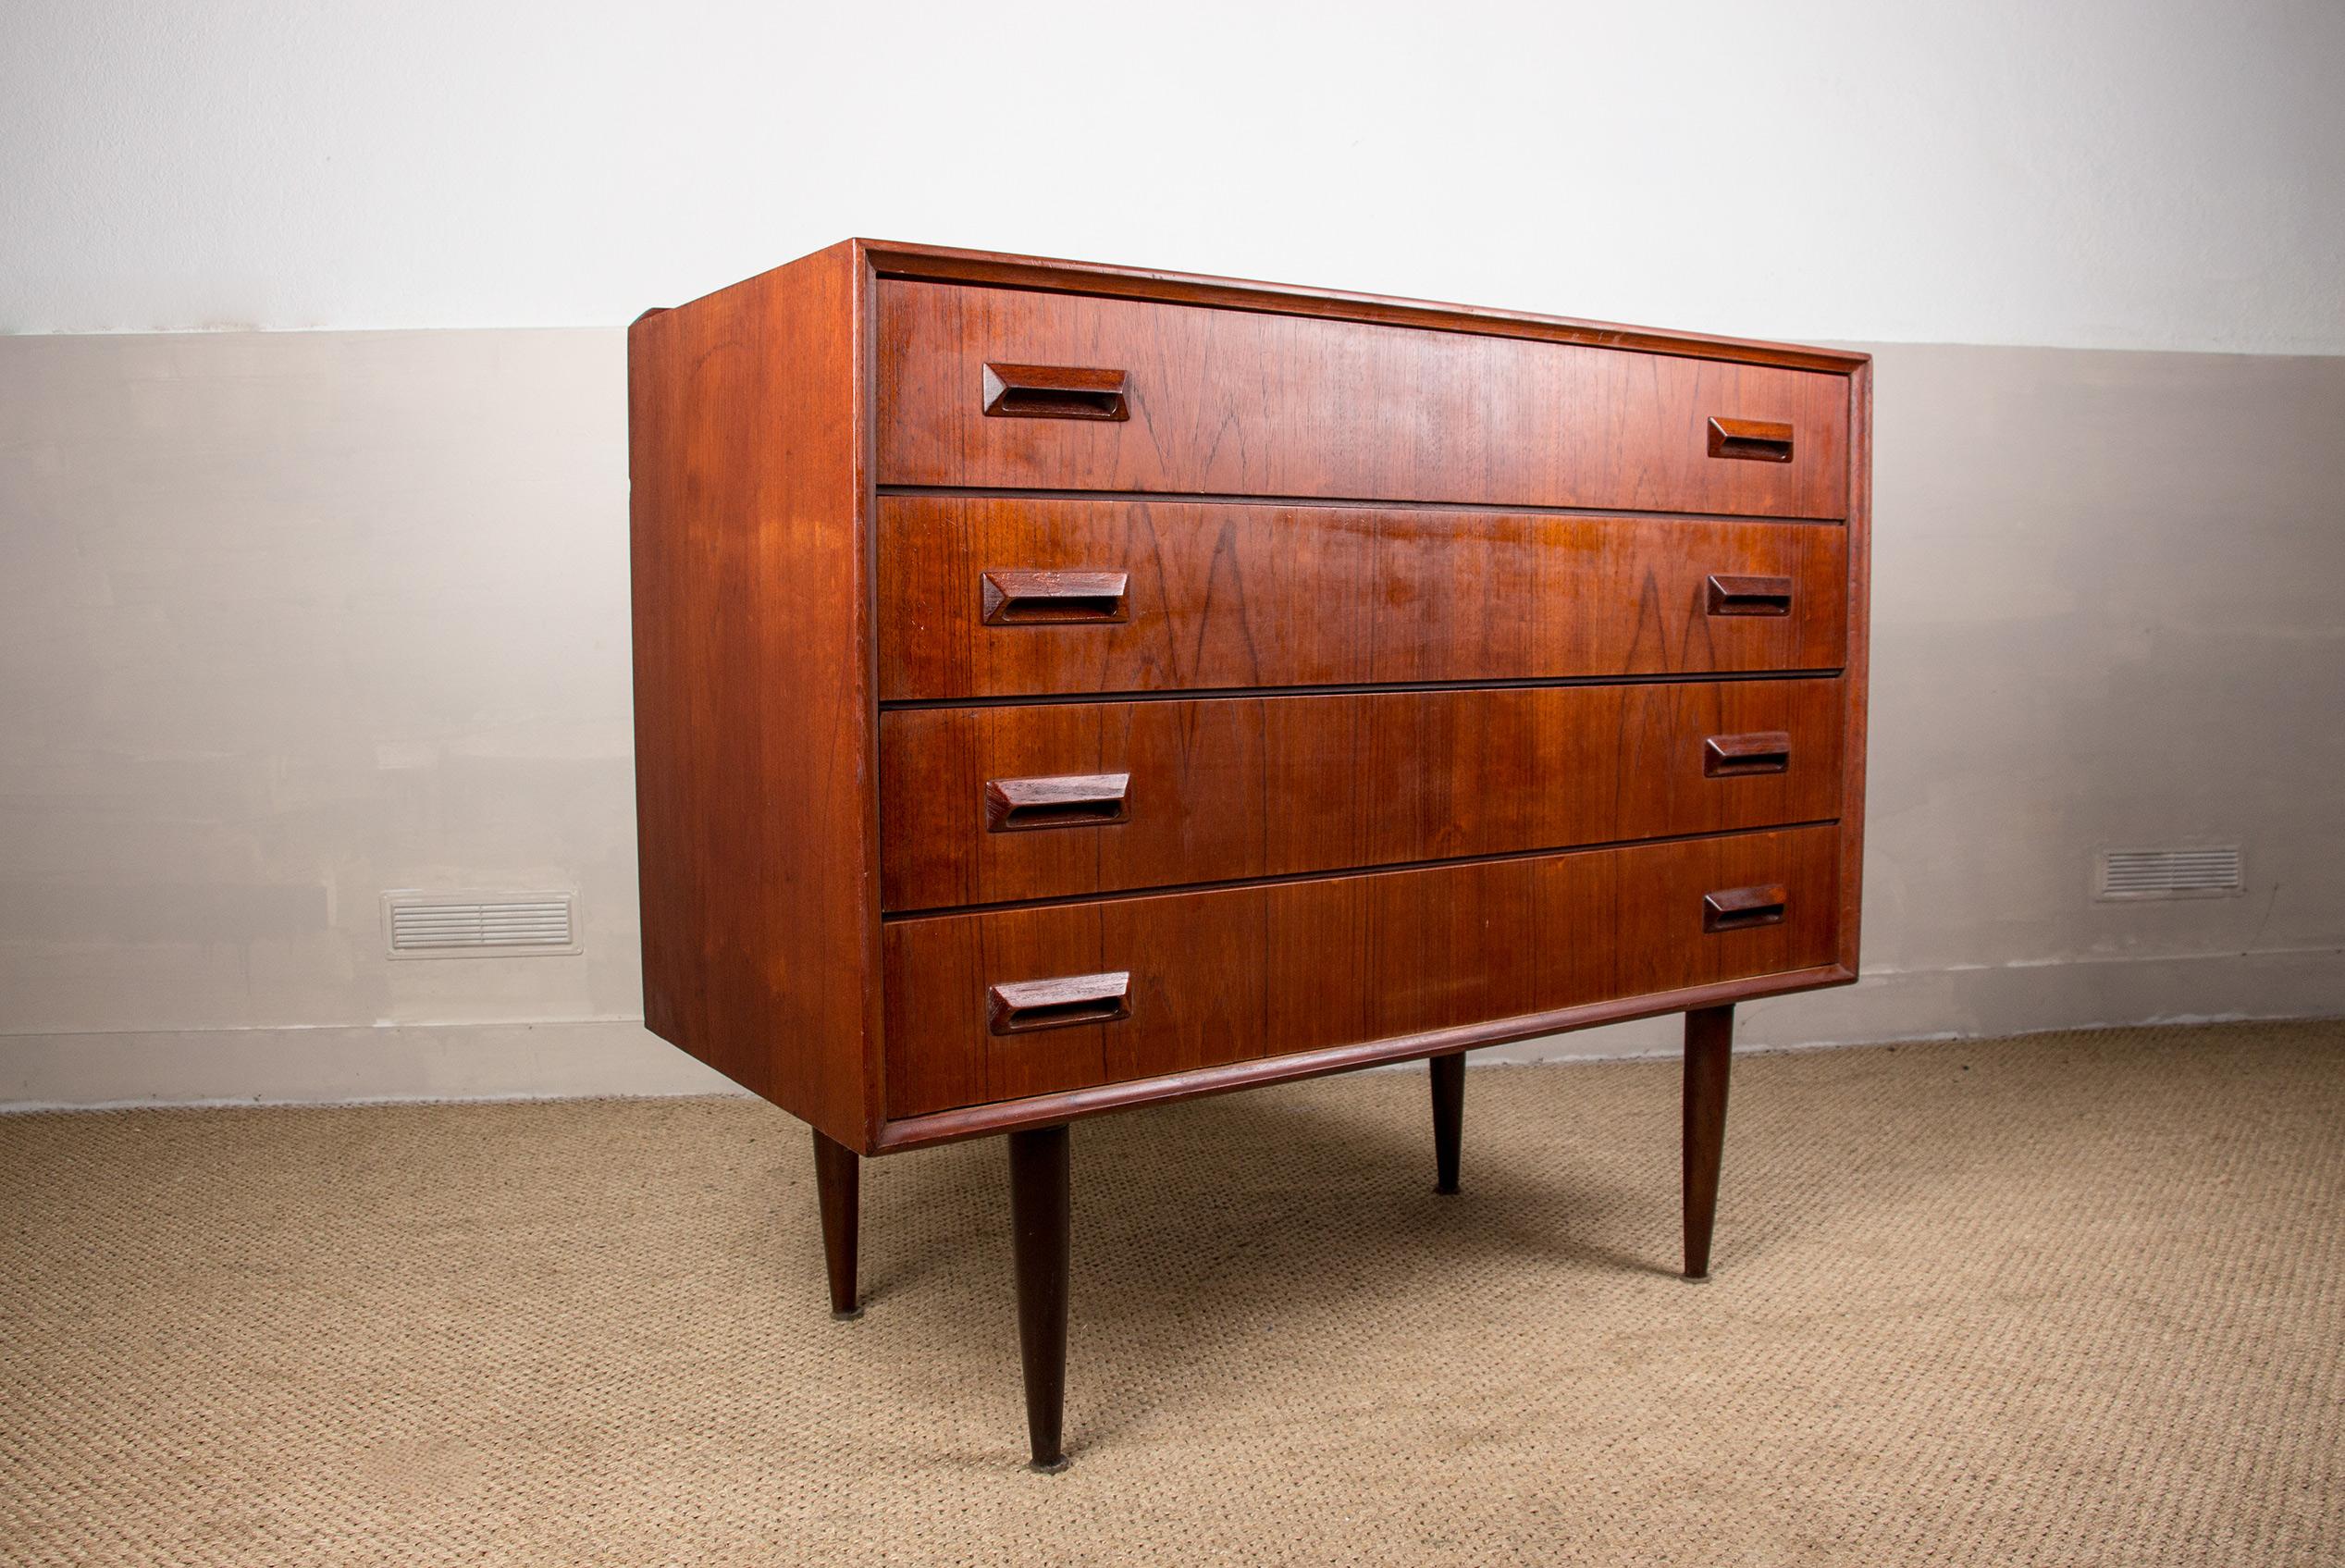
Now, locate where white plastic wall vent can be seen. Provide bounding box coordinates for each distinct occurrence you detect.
[383,890,580,957]
[2094,847,2244,901]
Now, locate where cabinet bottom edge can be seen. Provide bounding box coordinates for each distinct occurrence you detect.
[870,962,1856,1153]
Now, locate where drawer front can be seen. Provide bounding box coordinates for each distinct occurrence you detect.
[881,679,1844,910]
[882,824,1838,1117]
[877,281,1850,519]
[879,497,1847,701]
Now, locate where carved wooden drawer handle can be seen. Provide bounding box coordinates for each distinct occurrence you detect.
[981,569,1129,625]
[986,772,1131,833]
[988,971,1131,1035]
[1708,416,1794,463]
[1706,574,1794,617]
[1703,884,1789,933]
[982,362,1131,422]
[1703,732,1793,778]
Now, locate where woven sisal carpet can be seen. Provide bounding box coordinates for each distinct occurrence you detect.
[3,1020,2340,1565]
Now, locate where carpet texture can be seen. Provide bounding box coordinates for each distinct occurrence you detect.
[3,1020,2340,1565]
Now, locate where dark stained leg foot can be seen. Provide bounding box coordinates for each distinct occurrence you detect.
[1430,1051,1464,1195]
[1683,1004,1734,1280]
[1007,1124,1072,1473]
[812,1130,861,1320]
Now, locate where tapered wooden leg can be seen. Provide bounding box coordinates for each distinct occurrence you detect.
[1429,1051,1464,1194]
[1682,1004,1734,1281]
[811,1130,861,1320]
[1007,1124,1072,1473]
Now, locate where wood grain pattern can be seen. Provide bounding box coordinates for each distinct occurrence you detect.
[861,240,1870,375]
[877,280,1850,518]
[988,970,1131,1034]
[1837,362,1875,976]
[982,362,1130,422]
[981,568,1129,625]
[875,962,1850,1152]
[1703,731,1794,776]
[879,496,1847,702]
[628,241,879,1147]
[881,824,1838,1117]
[882,888,1268,1115]
[631,241,1873,1467]
[984,772,1130,832]
[1705,574,1796,615]
[879,679,1845,909]
[1702,883,1789,932]
[1707,417,1795,462]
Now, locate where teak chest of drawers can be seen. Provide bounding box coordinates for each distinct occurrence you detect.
[627,241,1872,1471]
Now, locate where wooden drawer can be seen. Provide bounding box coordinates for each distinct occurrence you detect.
[882,823,1839,1117]
[878,496,1847,701]
[881,678,1843,910]
[877,281,1850,519]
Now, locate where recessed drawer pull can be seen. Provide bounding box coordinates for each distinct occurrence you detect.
[1703,732,1793,778]
[987,970,1131,1035]
[982,362,1131,422]
[981,569,1130,625]
[1706,574,1794,617]
[1703,883,1789,933]
[1708,416,1794,463]
[986,772,1131,833]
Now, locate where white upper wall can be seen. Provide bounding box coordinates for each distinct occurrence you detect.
[3,0,2342,351]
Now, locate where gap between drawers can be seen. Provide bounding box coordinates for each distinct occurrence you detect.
[876,483,1847,528]
[880,818,1843,923]
[879,669,1848,711]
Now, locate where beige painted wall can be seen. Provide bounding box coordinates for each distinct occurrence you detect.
[1,331,2339,1104]
[8,2,2343,353]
